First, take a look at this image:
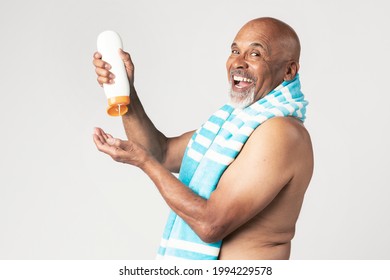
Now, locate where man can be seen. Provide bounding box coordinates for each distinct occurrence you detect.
[92,17,313,260]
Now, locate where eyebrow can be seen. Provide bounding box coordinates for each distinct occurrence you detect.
[250,42,266,51]
[231,42,268,52]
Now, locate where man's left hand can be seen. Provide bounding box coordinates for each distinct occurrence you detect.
[93,127,150,168]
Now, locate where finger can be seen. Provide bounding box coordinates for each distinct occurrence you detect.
[119,49,134,71]
[93,54,113,86]
[94,127,105,136]
[95,127,118,144]
[103,133,116,142]
[95,67,110,77]
[93,134,105,149]
[93,127,102,137]
[96,136,125,162]
[93,51,102,59]
[119,49,132,63]
[107,137,122,147]
[95,67,115,79]
[98,133,106,144]
[93,129,116,148]
[93,134,117,155]
[93,56,106,68]
[101,129,110,141]
[93,57,111,70]
[97,76,115,85]
[94,127,108,143]
[95,129,106,144]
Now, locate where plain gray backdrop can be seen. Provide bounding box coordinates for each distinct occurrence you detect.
[0,0,389,259]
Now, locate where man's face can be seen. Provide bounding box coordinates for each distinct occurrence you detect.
[226,21,288,108]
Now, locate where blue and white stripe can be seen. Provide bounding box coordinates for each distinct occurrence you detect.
[157,74,308,260]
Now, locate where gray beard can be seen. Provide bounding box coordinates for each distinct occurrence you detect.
[228,82,256,109]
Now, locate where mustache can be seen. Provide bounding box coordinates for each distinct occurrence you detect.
[229,69,257,82]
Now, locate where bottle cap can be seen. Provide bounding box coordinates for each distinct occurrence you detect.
[107,96,130,116]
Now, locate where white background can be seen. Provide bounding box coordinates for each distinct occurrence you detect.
[0,0,389,259]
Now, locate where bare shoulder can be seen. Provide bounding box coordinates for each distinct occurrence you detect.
[252,117,311,147]
[221,116,313,188]
[246,117,313,163]
[230,116,313,186]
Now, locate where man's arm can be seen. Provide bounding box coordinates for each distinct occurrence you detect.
[93,50,193,172]
[121,85,194,172]
[93,117,313,243]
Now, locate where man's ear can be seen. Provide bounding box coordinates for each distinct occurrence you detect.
[284,61,300,81]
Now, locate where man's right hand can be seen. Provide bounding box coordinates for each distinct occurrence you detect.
[92,48,193,173]
[92,49,135,87]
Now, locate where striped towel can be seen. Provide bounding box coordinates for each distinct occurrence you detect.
[157,74,308,260]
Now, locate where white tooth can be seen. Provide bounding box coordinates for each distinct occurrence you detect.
[233,75,254,83]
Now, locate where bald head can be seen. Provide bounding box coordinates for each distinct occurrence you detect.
[239,17,301,62]
[226,17,301,105]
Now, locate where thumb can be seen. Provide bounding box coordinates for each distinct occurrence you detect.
[119,49,134,82]
[107,137,121,146]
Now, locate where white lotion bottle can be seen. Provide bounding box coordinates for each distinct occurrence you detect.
[97,30,130,116]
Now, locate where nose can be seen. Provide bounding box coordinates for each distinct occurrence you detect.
[232,55,248,69]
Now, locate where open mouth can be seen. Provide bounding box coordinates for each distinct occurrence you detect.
[232,75,255,90]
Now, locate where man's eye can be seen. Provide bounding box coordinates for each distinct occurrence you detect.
[231,50,239,54]
[251,52,260,57]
